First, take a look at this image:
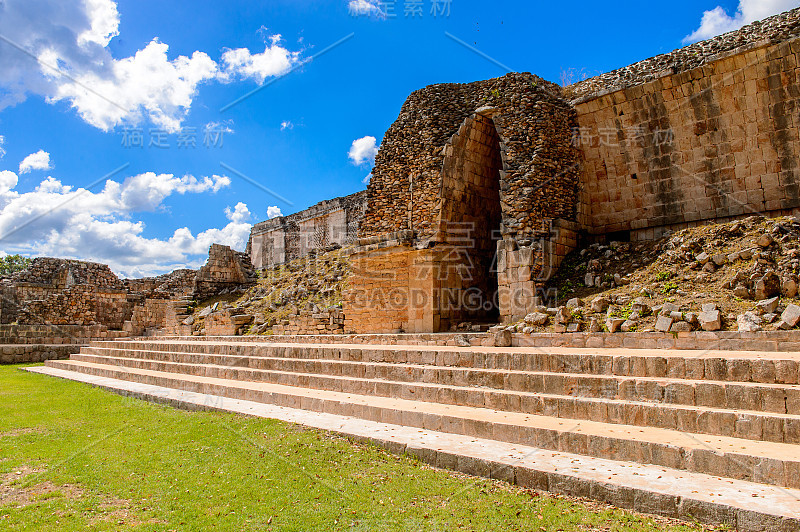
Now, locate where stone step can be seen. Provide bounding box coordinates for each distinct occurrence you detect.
[153,333,490,347]
[85,340,800,385]
[45,358,800,490]
[26,365,800,532]
[71,350,800,444]
[79,346,800,411]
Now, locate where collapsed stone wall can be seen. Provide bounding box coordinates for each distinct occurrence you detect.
[248,191,367,269]
[571,8,800,240]
[0,258,132,328]
[194,244,257,299]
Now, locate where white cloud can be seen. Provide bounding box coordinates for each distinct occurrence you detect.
[18,150,52,174]
[0,136,5,159]
[684,0,800,43]
[362,173,372,185]
[280,120,293,131]
[348,135,379,166]
[78,0,120,47]
[220,35,301,84]
[225,202,251,224]
[0,170,18,192]
[348,0,386,18]
[267,206,283,219]
[0,170,245,277]
[0,0,302,132]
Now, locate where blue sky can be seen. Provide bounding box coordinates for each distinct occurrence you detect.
[0,0,795,277]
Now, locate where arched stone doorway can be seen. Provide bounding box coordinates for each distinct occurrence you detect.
[433,112,504,328]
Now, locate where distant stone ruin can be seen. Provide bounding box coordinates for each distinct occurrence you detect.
[0,244,255,352]
[247,191,366,269]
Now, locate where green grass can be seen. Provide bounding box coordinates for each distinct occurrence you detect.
[0,365,711,531]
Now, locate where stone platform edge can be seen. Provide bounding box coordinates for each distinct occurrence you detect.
[138,329,800,352]
[511,330,800,352]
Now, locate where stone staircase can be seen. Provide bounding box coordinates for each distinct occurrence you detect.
[27,335,800,530]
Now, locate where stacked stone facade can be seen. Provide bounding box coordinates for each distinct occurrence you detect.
[248,191,366,269]
[571,8,800,240]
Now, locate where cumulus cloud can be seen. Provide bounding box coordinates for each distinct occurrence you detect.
[0,170,18,192]
[224,202,251,224]
[267,205,283,219]
[348,135,379,166]
[219,35,301,84]
[0,0,302,132]
[18,150,52,174]
[348,0,386,18]
[0,170,247,277]
[684,0,800,43]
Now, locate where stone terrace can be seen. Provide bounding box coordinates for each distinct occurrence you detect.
[30,333,800,530]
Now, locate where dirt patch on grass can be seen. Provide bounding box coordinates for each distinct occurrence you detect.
[0,465,82,508]
[0,427,46,439]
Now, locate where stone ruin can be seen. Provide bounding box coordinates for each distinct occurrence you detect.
[0,244,255,353]
[332,8,800,333]
[247,191,366,269]
[7,7,800,341]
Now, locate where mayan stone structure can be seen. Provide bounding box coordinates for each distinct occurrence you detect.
[339,8,800,332]
[247,191,366,269]
[0,258,132,328]
[344,73,580,331]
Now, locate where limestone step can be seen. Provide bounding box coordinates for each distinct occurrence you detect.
[154,333,489,347]
[87,340,800,386]
[73,348,800,444]
[26,365,800,532]
[79,346,800,411]
[45,358,800,490]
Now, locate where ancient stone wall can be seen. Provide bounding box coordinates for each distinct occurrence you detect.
[571,8,800,240]
[124,269,196,298]
[19,287,132,329]
[248,191,366,269]
[125,298,172,336]
[0,258,133,328]
[272,307,345,335]
[10,258,124,290]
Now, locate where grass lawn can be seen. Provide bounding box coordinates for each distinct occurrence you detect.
[0,364,714,531]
